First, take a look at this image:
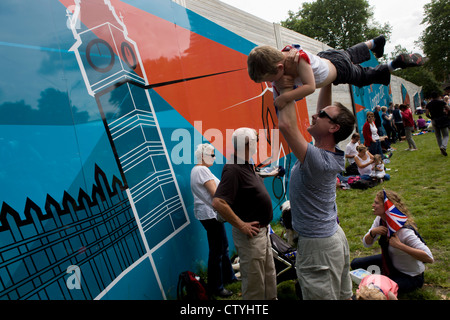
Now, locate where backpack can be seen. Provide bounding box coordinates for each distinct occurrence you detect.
[347,176,372,189]
[349,177,379,189]
[349,179,370,189]
[177,271,209,301]
[347,176,361,184]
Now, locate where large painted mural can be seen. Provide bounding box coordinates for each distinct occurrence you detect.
[350,55,392,141]
[0,0,312,299]
[351,55,423,141]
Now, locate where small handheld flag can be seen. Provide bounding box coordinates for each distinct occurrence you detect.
[383,190,408,237]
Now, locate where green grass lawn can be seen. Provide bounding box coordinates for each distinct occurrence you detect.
[337,128,449,300]
[220,125,449,301]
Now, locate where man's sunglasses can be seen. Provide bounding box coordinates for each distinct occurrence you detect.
[318,110,337,123]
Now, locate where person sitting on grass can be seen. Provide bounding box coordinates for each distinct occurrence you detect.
[417,115,428,131]
[354,144,374,180]
[370,154,390,181]
[350,190,434,294]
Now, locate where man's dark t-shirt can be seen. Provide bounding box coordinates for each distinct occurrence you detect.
[426,99,449,128]
[426,99,447,119]
[214,161,273,226]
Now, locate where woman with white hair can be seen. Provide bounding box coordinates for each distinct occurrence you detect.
[190,143,236,297]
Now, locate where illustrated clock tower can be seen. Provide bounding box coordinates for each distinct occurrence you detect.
[68,0,189,249]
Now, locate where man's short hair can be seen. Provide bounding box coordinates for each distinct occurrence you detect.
[332,102,356,143]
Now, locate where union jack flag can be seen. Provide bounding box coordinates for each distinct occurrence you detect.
[384,190,408,237]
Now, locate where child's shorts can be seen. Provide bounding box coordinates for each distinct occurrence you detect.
[317,42,390,87]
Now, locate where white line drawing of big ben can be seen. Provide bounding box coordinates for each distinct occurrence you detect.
[68,0,190,256]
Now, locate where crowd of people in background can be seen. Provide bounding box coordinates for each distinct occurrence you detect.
[339,93,449,190]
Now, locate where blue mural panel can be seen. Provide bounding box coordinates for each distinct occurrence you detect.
[351,55,392,142]
[1,0,297,300]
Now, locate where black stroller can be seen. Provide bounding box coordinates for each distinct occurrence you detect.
[269,201,303,299]
[269,227,303,299]
[269,230,297,283]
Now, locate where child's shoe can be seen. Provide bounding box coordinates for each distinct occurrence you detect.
[371,35,386,58]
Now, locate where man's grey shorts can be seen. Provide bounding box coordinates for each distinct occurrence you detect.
[295,225,353,300]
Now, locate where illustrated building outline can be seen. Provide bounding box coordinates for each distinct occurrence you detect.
[68,0,189,276]
[0,166,145,300]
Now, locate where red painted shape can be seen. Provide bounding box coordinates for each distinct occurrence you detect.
[60,0,312,163]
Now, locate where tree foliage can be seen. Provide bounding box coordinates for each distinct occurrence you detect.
[419,0,450,83]
[281,0,391,51]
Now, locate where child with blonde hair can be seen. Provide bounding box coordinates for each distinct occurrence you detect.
[370,154,390,181]
[356,274,398,300]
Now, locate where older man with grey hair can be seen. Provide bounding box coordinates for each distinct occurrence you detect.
[212,128,276,300]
